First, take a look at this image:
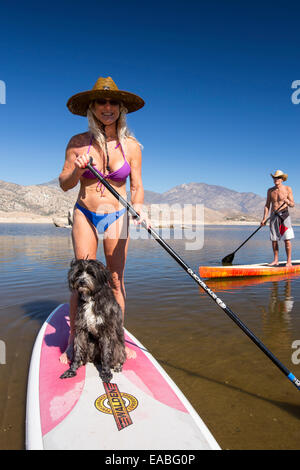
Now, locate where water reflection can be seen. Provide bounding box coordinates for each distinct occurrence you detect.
[259,279,294,351]
[205,272,300,292]
[266,279,294,318]
[206,273,298,336]
[0,234,73,266]
[206,275,297,320]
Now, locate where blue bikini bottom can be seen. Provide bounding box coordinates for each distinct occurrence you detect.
[75,202,126,234]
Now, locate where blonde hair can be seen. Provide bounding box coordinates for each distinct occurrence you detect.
[87,102,142,155]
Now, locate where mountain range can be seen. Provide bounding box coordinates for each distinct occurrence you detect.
[0,178,299,224]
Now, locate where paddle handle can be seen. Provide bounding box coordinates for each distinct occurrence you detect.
[263,200,287,224]
[232,225,262,255]
[85,158,300,391]
[232,201,287,255]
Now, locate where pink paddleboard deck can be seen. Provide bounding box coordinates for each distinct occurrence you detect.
[26,304,220,450]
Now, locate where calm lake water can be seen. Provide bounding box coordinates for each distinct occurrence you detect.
[0,223,300,450]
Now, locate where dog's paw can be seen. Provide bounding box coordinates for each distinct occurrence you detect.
[60,369,77,379]
[113,363,123,373]
[100,371,113,383]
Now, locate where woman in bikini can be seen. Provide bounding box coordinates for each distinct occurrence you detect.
[59,76,146,362]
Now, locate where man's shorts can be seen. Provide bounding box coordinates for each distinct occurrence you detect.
[270,209,294,241]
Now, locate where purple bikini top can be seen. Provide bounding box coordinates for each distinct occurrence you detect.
[82,136,131,185]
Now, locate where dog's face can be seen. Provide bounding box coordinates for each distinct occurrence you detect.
[68,259,111,296]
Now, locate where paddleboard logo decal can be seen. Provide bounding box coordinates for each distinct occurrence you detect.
[95,383,138,431]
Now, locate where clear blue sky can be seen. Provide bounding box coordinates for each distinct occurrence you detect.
[1,0,300,202]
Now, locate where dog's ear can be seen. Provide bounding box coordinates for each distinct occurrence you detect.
[70,258,77,267]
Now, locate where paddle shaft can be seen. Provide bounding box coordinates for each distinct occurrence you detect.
[231,201,287,255]
[85,159,300,391]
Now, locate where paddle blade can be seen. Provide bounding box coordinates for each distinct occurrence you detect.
[222,253,234,265]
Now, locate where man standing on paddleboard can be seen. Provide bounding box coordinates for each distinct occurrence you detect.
[261,170,295,267]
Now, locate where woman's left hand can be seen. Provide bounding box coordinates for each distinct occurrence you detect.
[132,204,151,229]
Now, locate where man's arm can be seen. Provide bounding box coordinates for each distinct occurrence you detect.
[285,186,295,208]
[261,189,271,225]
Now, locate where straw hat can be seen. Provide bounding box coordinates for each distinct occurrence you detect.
[67,76,145,116]
[270,170,288,181]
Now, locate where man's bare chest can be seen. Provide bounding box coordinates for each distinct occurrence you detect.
[270,187,288,202]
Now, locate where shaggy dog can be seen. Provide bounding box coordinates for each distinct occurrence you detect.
[60,259,126,382]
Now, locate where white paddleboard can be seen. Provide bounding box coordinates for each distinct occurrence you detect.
[26,304,220,450]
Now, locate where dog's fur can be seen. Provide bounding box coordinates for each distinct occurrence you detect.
[60,259,126,382]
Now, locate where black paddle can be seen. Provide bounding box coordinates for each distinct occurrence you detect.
[222,201,287,265]
[86,158,300,391]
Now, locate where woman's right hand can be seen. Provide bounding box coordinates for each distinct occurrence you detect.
[74,154,90,171]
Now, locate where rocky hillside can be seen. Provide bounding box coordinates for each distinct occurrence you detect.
[0,180,78,217]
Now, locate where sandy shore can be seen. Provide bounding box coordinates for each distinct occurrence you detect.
[0,216,54,224]
[0,214,260,226]
[0,211,69,225]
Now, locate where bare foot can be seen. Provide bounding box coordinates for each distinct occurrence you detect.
[268,261,279,267]
[286,262,293,267]
[126,346,137,359]
[59,339,74,364]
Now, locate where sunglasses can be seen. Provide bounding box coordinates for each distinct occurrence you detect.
[94,99,120,106]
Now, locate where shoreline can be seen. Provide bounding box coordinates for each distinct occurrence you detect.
[0,214,258,226]
[1,218,299,227]
[0,214,299,227]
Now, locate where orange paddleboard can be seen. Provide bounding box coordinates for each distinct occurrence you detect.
[199,260,300,279]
